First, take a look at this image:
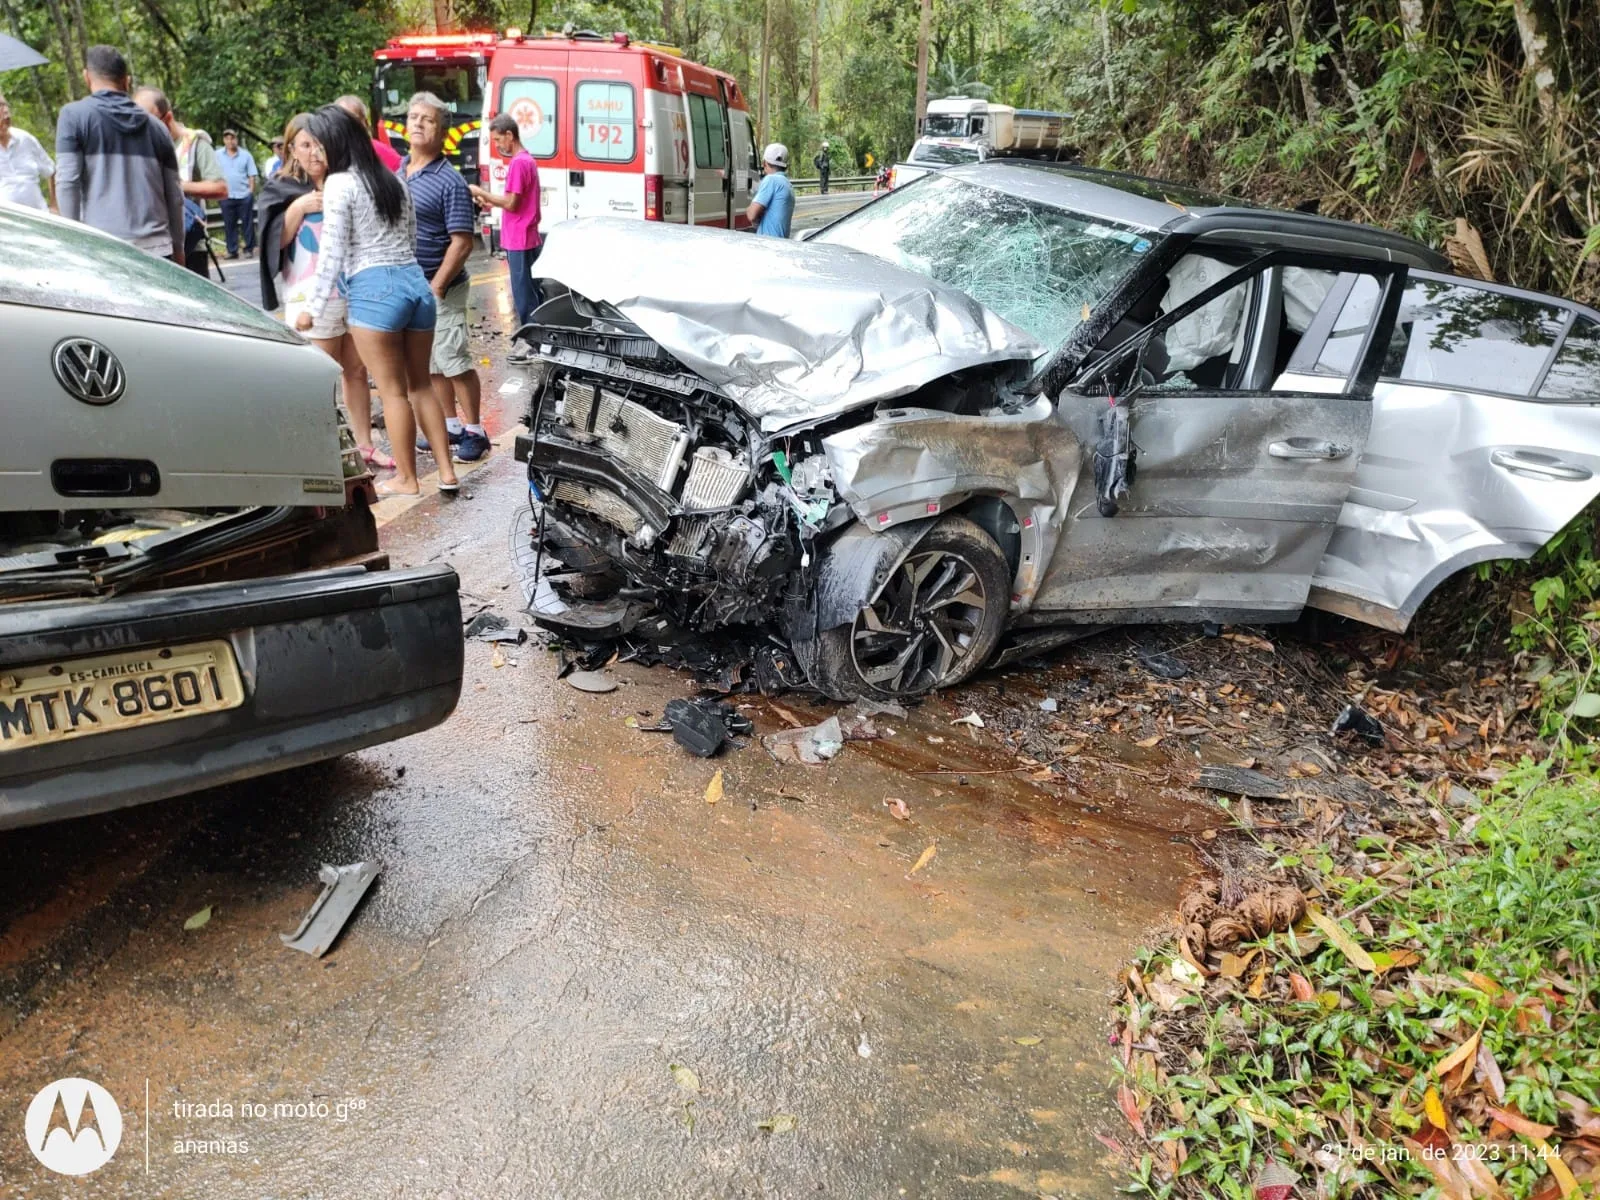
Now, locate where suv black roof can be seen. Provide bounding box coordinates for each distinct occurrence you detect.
[942,160,1450,271]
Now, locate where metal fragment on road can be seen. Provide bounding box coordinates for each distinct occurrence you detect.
[280,861,380,958]
[565,670,618,693]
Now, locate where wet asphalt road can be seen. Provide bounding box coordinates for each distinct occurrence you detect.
[0,256,1209,1199]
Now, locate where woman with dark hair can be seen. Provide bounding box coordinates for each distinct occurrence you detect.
[272,113,392,471]
[295,104,458,496]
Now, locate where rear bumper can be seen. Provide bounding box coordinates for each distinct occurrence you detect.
[0,564,462,829]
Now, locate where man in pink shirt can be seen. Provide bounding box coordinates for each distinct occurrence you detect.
[336,94,402,171]
[471,113,542,364]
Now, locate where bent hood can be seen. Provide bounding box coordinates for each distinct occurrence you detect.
[533,218,1043,432]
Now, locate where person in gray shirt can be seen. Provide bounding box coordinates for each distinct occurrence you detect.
[55,45,184,263]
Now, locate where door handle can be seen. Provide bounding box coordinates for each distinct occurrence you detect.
[1269,438,1349,460]
[1490,449,1593,482]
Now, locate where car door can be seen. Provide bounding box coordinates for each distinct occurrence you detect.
[728,106,757,226]
[1299,273,1600,629]
[1035,249,1405,624]
[568,62,642,220]
[686,91,731,226]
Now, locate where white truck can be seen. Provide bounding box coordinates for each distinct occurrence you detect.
[889,96,1073,189]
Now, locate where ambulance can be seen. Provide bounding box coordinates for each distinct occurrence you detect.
[477,30,760,243]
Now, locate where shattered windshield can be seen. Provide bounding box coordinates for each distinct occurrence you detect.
[812,172,1157,350]
[910,142,981,165]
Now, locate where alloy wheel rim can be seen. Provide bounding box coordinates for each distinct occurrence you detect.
[849,549,988,694]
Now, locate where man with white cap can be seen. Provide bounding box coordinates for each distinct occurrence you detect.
[746,142,794,239]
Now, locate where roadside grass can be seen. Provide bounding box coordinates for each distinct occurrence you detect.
[1111,752,1600,1199]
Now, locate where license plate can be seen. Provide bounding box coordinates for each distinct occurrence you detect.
[0,640,245,752]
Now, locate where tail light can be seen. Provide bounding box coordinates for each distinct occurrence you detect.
[645,173,663,220]
[888,167,897,189]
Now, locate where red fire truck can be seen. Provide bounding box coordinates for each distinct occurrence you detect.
[372,30,759,243]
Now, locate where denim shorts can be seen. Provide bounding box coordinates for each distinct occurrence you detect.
[344,264,437,333]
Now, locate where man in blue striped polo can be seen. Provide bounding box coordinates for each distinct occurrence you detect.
[401,91,489,464]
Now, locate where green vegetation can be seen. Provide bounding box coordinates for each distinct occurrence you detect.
[1118,755,1600,1198]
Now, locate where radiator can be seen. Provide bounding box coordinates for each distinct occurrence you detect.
[552,481,642,536]
[560,380,597,431]
[594,389,690,491]
[680,446,750,511]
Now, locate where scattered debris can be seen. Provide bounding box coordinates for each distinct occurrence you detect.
[856,1033,872,1058]
[1138,648,1189,679]
[766,715,845,765]
[280,861,380,958]
[464,611,526,643]
[853,697,909,720]
[183,905,212,931]
[565,670,619,694]
[1329,703,1385,746]
[649,697,754,757]
[757,1114,798,1135]
[1039,697,1059,712]
[951,711,985,728]
[1194,764,1287,800]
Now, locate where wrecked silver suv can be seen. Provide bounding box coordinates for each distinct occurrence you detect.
[515,163,1600,699]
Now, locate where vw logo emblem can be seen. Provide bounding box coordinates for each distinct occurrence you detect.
[52,338,126,406]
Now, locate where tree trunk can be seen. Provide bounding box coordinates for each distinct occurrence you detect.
[432,0,453,35]
[759,0,771,136]
[1096,0,1115,109]
[42,0,81,98]
[1284,0,1321,119]
[808,0,820,111]
[1512,0,1562,111]
[913,0,932,125]
[661,0,673,44]
[1397,0,1425,47]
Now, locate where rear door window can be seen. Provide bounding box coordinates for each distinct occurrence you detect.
[1539,316,1600,401]
[687,95,727,169]
[1306,274,1578,397]
[499,77,558,158]
[1387,279,1564,393]
[576,81,636,162]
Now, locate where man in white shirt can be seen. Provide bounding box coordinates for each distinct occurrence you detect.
[0,92,54,211]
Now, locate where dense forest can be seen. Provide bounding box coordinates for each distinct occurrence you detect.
[6,0,1597,299]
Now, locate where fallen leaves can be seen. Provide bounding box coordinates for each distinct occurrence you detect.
[183,905,212,931]
[668,1063,700,1093]
[757,1113,797,1134]
[907,843,938,876]
[1307,908,1379,972]
[883,797,910,821]
[1116,1083,1145,1138]
[1434,1028,1482,1080]
[704,770,724,805]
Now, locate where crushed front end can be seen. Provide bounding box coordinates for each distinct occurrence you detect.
[513,296,846,640]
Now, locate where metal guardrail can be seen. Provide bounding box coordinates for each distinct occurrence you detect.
[790,174,880,196]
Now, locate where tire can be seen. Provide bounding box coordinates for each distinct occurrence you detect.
[811,516,1010,700]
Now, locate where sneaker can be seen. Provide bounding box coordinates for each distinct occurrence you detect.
[416,427,465,454]
[453,429,491,463]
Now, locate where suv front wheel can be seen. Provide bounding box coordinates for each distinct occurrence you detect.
[812,516,1009,700]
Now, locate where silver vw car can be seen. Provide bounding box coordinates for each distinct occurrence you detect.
[514,164,1600,699]
[0,205,463,828]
